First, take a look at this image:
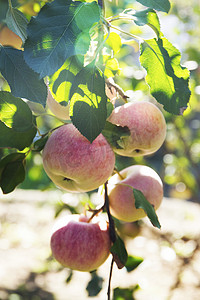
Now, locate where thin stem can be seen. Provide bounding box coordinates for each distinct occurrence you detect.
[114,167,125,180]
[110,24,143,44]
[87,204,105,223]
[98,0,105,17]
[8,0,12,8]
[107,257,114,300]
[105,181,116,243]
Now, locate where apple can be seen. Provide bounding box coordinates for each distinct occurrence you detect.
[0,25,23,49]
[50,214,111,272]
[42,124,115,192]
[46,88,70,120]
[107,165,163,222]
[117,221,141,239]
[107,101,166,157]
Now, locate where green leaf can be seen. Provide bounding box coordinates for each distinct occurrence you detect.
[0,47,47,106]
[49,55,84,104]
[102,121,130,149]
[111,234,128,269]
[0,91,35,132]
[6,7,28,43]
[69,63,107,142]
[133,188,161,228]
[140,37,191,114]
[24,0,101,78]
[0,152,26,194]
[136,0,171,13]
[105,32,122,54]
[33,136,48,152]
[131,8,161,38]
[125,255,143,272]
[86,272,103,297]
[0,92,37,150]
[113,286,140,300]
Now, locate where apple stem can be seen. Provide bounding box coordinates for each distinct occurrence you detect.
[114,168,125,180]
[107,257,114,300]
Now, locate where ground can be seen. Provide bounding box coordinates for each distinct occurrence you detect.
[0,189,200,300]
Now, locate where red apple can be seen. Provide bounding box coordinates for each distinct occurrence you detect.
[108,101,166,157]
[107,165,163,222]
[50,214,111,272]
[42,124,115,192]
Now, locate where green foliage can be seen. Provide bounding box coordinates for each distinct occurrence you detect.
[113,285,139,300]
[125,255,144,272]
[140,37,191,114]
[130,8,161,38]
[133,188,161,228]
[0,152,26,193]
[111,234,128,269]
[86,272,103,297]
[24,0,101,78]
[69,62,107,142]
[0,92,37,150]
[0,48,47,106]
[136,0,171,13]
[102,121,130,149]
[6,6,28,43]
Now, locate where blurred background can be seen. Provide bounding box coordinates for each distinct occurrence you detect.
[0,0,200,299]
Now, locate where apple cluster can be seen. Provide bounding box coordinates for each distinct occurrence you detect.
[43,97,166,272]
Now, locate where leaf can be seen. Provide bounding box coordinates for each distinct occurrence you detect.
[111,234,128,269]
[33,136,48,152]
[49,55,84,104]
[6,7,28,43]
[0,92,37,150]
[131,8,161,38]
[136,0,171,13]
[140,37,191,114]
[0,91,35,132]
[125,255,143,272]
[102,121,130,149]
[133,189,161,228]
[105,32,122,54]
[24,0,101,78]
[69,63,107,142]
[113,286,140,300]
[0,152,26,194]
[0,47,47,106]
[104,58,120,78]
[86,272,103,297]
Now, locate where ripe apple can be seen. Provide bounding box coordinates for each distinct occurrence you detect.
[50,214,111,272]
[107,165,163,222]
[107,101,166,157]
[42,124,115,192]
[46,88,70,120]
[0,25,23,49]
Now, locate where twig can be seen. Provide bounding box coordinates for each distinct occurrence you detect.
[105,181,116,243]
[105,78,129,102]
[107,257,114,300]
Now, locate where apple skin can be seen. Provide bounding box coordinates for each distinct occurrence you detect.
[107,101,166,157]
[0,25,23,49]
[107,165,163,222]
[46,88,70,121]
[42,124,115,192]
[50,214,111,272]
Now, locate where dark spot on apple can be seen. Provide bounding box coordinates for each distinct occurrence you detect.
[135,149,140,153]
[63,177,71,181]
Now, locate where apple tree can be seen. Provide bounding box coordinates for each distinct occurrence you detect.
[0,0,191,298]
